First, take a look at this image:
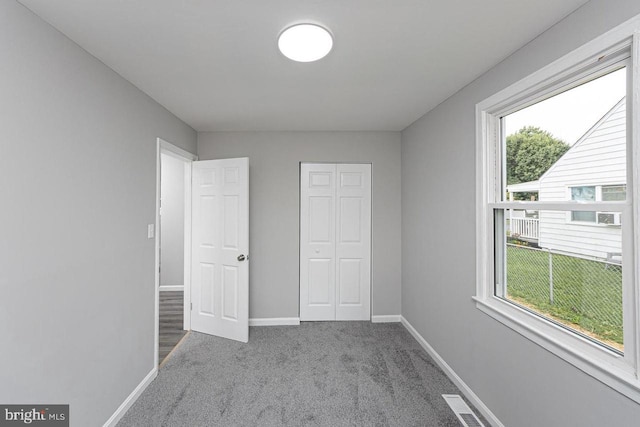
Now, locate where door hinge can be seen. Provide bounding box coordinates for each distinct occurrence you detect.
[190,302,193,311]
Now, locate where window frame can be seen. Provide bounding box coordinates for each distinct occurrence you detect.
[475,28,640,402]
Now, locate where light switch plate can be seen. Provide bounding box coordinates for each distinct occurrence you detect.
[147,224,155,239]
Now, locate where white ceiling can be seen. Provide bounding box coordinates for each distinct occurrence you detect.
[18,0,589,132]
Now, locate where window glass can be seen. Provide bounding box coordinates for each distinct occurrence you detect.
[502,213,623,352]
[571,186,596,201]
[571,186,596,221]
[500,67,626,352]
[602,185,626,201]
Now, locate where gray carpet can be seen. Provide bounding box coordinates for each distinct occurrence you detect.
[118,322,484,426]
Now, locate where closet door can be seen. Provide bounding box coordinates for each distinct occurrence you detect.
[335,164,371,321]
[300,163,371,321]
[300,164,337,321]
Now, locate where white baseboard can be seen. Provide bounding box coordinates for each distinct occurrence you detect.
[103,368,157,427]
[159,285,184,292]
[249,317,300,326]
[371,315,401,323]
[400,316,503,427]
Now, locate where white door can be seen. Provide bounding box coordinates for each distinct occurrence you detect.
[191,158,249,342]
[300,163,371,321]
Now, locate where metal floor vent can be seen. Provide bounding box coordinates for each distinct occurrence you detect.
[442,394,485,427]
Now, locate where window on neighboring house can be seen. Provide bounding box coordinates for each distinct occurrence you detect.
[476,27,640,403]
[570,184,626,223]
[602,184,626,201]
[571,186,596,222]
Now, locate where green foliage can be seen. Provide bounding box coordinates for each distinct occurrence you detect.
[506,126,570,187]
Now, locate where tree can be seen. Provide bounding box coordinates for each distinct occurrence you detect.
[506,126,569,185]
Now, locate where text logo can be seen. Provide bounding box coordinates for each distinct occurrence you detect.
[0,405,68,426]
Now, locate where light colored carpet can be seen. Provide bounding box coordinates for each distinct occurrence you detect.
[118,322,483,426]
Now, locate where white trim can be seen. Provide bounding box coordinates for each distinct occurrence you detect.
[102,368,157,427]
[249,317,301,326]
[400,317,504,427]
[629,30,640,385]
[156,137,197,369]
[371,315,401,323]
[489,201,627,211]
[159,285,184,292]
[183,157,193,332]
[154,142,161,369]
[159,138,198,162]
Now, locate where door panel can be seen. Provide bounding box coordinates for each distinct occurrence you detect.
[223,195,239,248]
[200,263,215,315]
[339,197,362,242]
[338,258,362,304]
[310,196,333,242]
[222,265,238,320]
[308,258,332,305]
[191,158,249,342]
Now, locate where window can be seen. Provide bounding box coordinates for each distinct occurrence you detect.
[602,185,626,201]
[476,28,640,402]
[571,186,596,222]
[570,185,626,223]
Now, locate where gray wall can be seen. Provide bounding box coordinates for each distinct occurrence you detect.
[401,1,640,426]
[0,2,196,426]
[160,153,186,288]
[198,132,401,319]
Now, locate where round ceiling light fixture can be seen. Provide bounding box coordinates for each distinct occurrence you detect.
[278,24,333,62]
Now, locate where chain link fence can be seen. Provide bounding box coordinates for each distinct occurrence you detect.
[505,243,623,348]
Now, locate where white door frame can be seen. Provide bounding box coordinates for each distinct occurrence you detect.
[155,138,197,367]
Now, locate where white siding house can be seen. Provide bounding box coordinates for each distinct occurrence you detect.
[537,97,626,259]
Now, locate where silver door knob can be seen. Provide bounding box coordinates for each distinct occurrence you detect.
[237,254,246,261]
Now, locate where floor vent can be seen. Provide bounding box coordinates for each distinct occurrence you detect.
[442,394,485,427]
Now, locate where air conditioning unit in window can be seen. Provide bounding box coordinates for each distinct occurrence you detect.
[597,212,621,226]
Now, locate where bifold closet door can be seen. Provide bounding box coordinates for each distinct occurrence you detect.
[300,163,371,321]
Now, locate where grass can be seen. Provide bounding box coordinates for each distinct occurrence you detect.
[506,244,623,347]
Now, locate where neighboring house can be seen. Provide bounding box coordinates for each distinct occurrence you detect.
[508,97,626,260]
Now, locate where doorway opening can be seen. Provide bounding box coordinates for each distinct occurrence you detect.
[155,138,197,367]
[154,141,251,367]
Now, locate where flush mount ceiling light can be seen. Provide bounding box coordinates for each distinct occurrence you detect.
[278,24,333,62]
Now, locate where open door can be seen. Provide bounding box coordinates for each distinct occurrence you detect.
[190,158,249,343]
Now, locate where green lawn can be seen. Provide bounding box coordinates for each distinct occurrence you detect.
[506,244,623,347]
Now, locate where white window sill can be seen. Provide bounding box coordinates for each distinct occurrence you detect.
[473,295,640,403]
[565,220,622,228]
